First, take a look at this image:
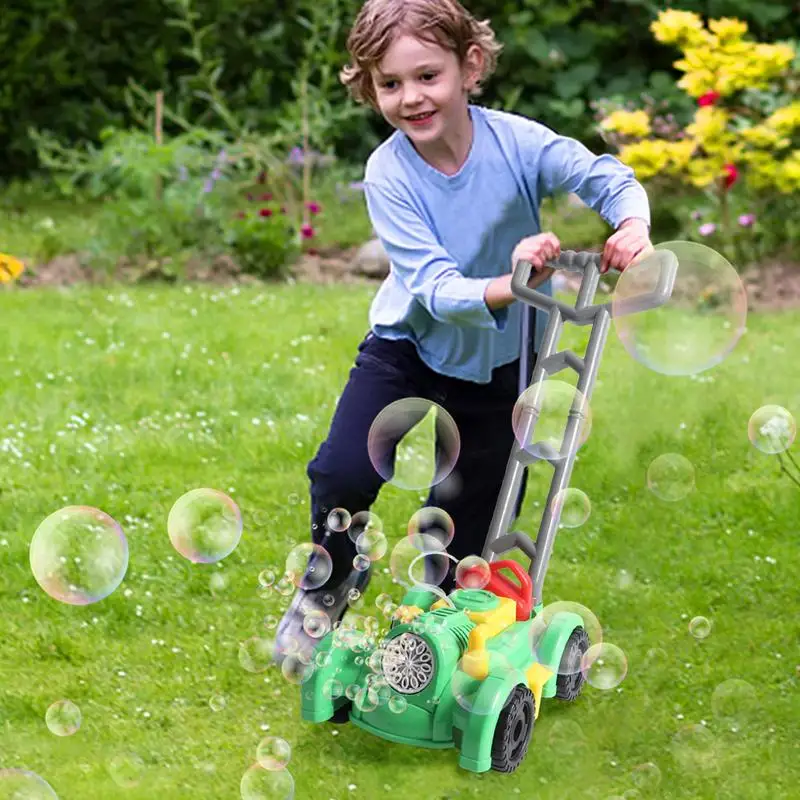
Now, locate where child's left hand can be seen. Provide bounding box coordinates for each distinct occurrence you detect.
[600,218,653,274]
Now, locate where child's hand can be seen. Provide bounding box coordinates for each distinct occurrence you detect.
[601,218,653,273]
[512,232,561,272]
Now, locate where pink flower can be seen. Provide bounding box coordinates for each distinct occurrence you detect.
[306,202,322,214]
[301,224,315,239]
[738,213,756,227]
[259,208,273,218]
[698,223,716,236]
[690,210,703,221]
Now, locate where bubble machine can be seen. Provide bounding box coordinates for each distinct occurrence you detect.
[298,249,677,773]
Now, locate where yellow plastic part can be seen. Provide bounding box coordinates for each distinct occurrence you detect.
[393,605,425,624]
[525,662,554,719]
[430,598,449,611]
[461,597,517,680]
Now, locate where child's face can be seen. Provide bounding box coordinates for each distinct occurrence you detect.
[371,34,479,144]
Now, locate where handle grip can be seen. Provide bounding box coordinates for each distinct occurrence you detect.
[512,248,678,324]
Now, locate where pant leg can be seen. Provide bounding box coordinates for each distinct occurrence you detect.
[424,356,532,593]
[306,333,440,586]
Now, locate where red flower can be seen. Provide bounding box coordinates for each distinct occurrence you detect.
[260,193,273,201]
[246,193,254,201]
[280,206,287,214]
[698,91,721,107]
[301,224,315,239]
[259,208,273,218]
[722,163,738,190]
[306,202,322,214]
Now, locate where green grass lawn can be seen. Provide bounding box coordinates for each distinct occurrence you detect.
[0,280,798,800]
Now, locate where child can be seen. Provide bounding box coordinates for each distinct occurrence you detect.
[275,0,652,662]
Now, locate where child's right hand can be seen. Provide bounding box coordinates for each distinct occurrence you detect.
[512,232,561,272]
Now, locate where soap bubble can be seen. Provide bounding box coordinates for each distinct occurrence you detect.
[551,487,591,528]
[0,769,58,799]
[240,763,295,800]
[167,488,242,563]
[711,678,757,729]
[646,453,695,502]
[285,543,332,590]
[45,699,81,736]
[748,405,796,454]
[581,642,628,689]
[256,737,291,771]
[689,616,712,640]
[612,242,747,375]
[407,507,455,551]
[107,752,145,788]
[512,379,592,460]
[455,556,492,590]
[30,505,128,605]
[368,398,460,490]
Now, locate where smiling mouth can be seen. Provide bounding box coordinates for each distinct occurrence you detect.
[405,111,436,121]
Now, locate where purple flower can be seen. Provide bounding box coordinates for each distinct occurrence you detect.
[177,165,189,182]
[288,147,305,165]
[202,178,214,194]
[698,223,716,236]
[211,168,222,181]
[738,213,756,228]
[690,210,703,220]
[216,149,227,164]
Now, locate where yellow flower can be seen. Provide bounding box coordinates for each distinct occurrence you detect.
[600,110,651,138]
[765,102,800,136]
[708,17,748,44]
[686,107,729,145]
[661,140,697,171]
[740,125,791,150]
[686,158,723,188]
[651,10,707,48]
[676,69,717,98]
[775,150,800,193]
[617,140,670,180]
[0,253,24,284]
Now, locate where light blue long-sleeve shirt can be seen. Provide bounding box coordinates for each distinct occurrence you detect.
[363,104,650,384]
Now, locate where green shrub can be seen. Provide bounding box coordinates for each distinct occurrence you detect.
[222,204,298,279]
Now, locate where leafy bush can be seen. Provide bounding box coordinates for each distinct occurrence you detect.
[594,10,800,265]
[222,203,299,279]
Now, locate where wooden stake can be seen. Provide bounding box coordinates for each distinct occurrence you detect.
[155,90,164,200]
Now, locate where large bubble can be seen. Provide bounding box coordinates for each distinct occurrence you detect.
[367,398,460,490]
[551,487,591,528]
[29,506,128,605]
[407,507,455,551]
[167,488,242,563]
[581,642,628,689]
[748,405,796,454]
[611,242,747,376]
[455,556,492,590]
[512,379,592,460]
[0,769,58,799]
[389,537,450,588]
[256,737,291,771]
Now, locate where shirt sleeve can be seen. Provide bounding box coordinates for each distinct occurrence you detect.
[530,123,651,230]
[363,180,509,331]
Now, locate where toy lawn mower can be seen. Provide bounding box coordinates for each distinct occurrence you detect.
[298,249,677,773]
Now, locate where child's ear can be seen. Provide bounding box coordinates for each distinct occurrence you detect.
[463,44,484,90]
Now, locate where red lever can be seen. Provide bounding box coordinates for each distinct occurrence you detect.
[486,560,533,621]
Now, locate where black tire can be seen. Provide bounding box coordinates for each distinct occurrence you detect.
[555,627,590,701]
[328,700,352,725]
[490,685,535,773]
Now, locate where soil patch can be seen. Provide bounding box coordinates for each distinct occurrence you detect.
[9,250,800,311]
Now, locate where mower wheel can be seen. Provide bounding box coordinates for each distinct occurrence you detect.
[490,685,535,773]
[556,627,589,701]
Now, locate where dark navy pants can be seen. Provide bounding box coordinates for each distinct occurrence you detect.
[306,331,534,592]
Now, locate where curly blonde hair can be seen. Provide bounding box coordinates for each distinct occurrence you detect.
[340,0,503,111]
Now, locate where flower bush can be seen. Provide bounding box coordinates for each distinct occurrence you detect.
[595,9,800,264]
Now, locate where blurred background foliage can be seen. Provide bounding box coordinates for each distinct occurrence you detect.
[2,0,797,180]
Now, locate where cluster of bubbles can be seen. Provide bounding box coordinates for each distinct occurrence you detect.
[29,487,243,607]
[240,736,295,800]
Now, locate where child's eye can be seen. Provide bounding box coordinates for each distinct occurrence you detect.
[421,72,437,81]
[381,80,397,90]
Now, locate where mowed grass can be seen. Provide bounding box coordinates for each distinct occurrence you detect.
[0,280,798,800]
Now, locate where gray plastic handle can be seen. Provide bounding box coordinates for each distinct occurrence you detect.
[511,249,678,324]
[488,531,537,561]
